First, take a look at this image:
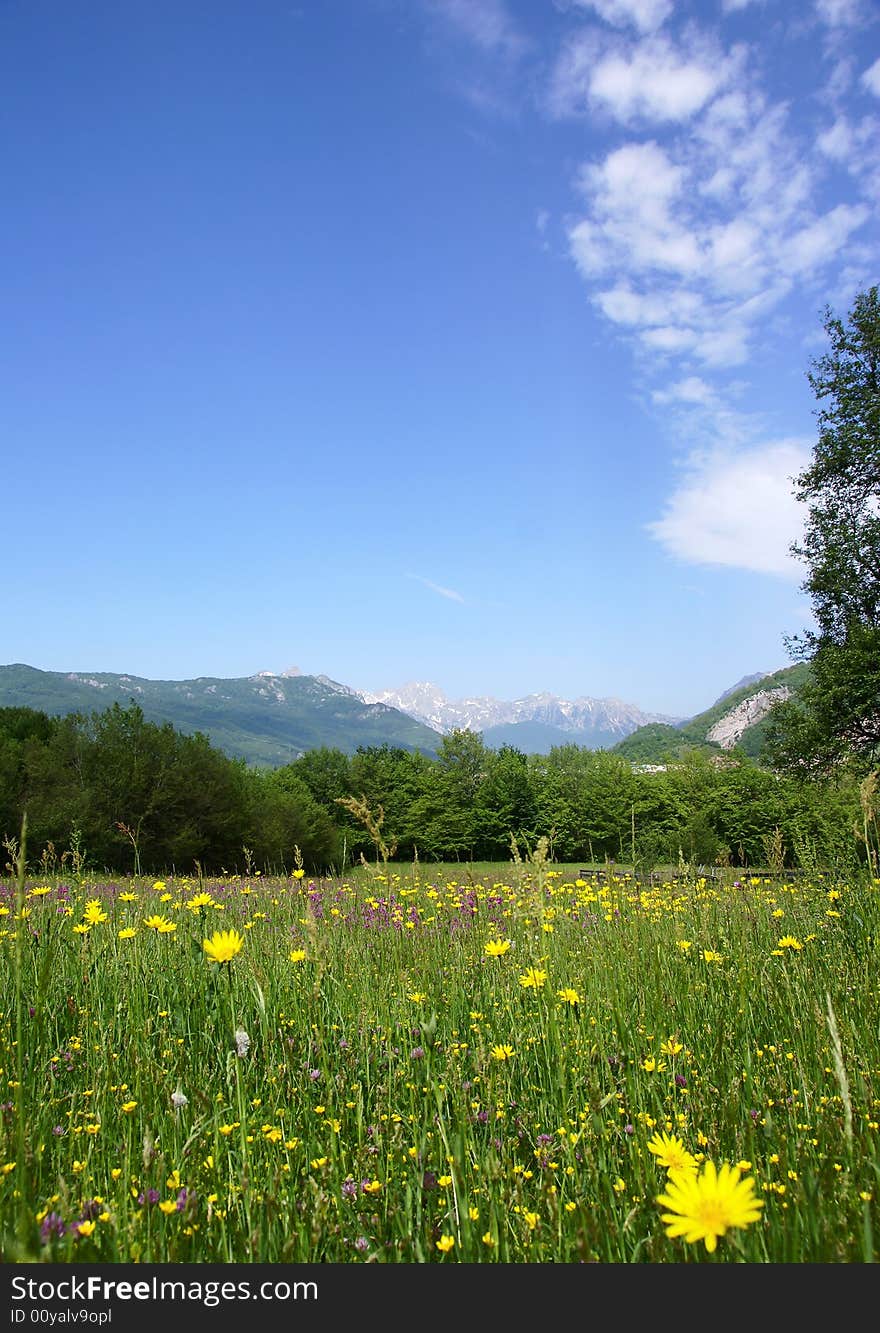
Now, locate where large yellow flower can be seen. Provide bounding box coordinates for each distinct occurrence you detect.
[656,1160,763,1252]
[203,929,244,965]
[484,938,512,957]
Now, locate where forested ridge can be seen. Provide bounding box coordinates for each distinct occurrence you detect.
[0,700,865,877]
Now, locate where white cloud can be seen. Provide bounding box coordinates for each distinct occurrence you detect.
[781,203,870,275]
[640,324,700,352]
[817,115,855,159]
[647,441,811,576]
[568,0,673,36]
[565,69,870,370]
[652,376,719,406]
[549,29,740,124]
[861,57,880,95]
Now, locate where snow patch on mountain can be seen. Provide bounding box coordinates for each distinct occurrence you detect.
[359,681,679,741]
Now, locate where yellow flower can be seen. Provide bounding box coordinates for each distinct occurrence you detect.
[436,1234,455,1253]
[702,950,723,964]
[76,1220,96,1236]
[647,1131,697,1173]
[83,900,108,925]
[203,929,244,965]
[656,1161,763,1253]
[73,923,91,935]
[289,949,307,963]
[144,915,176,933]
[186,892,215,913]
[118,927,137,940]
[153,881,166,890]
[518,967,547,990]
[523,1210,539,1230]
[777,935,803,951]
[484,938,512,956]
[158,1200,177,1215]
[408,992,427,1003]
[121,1101,137,1114]
[557,988,581,1005]
[491,1044,514,1061]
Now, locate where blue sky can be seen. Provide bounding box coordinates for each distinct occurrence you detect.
[3,0,879,718]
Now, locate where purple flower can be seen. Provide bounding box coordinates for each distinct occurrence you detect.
[675,1074,687,1088]
[40,1212,66,1242]
[342,1178,358,1200]
[308,1069,322,1082]
[410,1047,425,1061]
[354,1236,369,1252]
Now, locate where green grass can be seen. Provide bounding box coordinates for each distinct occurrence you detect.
[1,857,878,1263]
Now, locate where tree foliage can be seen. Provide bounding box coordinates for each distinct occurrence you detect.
[767,286,880,774]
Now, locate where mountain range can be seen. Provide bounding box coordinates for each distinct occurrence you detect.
[0,662,809,767]
[359,681,680,751]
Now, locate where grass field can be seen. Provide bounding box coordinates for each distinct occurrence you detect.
[2,851,878,1263]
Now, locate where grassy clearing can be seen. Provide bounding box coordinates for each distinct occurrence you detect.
[1,855,878,1263]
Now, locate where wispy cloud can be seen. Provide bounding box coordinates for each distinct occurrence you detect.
[864,56,880,94]
[424,0,527,60]
[558,24,874,377]
[408,574,465,603]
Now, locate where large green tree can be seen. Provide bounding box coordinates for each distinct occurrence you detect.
[767,286,880,775]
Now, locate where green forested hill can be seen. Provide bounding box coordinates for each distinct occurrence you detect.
[614,663,812,764]
[0,664,442,766]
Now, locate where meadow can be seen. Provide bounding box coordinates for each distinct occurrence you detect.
[1,848,878,1264]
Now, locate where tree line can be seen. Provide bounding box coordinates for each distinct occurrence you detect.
[0,700,868,877]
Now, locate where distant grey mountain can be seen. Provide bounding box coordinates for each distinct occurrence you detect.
[359,681,681,752]
[710,672,770,708]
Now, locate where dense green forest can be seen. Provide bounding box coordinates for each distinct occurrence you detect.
[0,700,868,878]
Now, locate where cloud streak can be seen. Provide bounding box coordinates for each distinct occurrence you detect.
[408,574,466,603]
